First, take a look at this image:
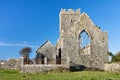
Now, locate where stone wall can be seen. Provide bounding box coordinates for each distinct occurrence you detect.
[0,58,21,70]
[104,63,120,72]
[36,41,56,64]
[20,64,69,73]
[57,9,109,70]
[20,57,70,73]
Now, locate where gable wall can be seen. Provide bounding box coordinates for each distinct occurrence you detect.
[37,41,56,64]
[57,9,109,69]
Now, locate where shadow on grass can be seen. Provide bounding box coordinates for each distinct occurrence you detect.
[70,65,86,72]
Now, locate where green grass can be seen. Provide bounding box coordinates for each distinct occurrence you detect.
[0,69,120,80]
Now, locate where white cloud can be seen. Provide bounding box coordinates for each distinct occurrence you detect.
[22,41,30,44]
[0,42,35,47]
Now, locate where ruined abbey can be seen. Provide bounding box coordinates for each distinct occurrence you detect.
[35,8,109,70]
[1,9,120,73]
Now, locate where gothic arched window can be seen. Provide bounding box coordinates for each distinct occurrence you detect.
[79,30,91,48]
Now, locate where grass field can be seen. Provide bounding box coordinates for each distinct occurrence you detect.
[0,69,120,80]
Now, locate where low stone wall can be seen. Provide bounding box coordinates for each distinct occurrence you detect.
[20,57,70,73]
[104,63,120,72]
[0,58,21,70]
[20,64,69,73]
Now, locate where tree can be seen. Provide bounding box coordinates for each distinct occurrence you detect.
[19,47,31,64]
[112,51,120,62]
[107,52,113,56]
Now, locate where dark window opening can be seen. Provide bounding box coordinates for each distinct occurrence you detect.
[35,53,44,64]
[56,48,61,64]
[71,19,73,23]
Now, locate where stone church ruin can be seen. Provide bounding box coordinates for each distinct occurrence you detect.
[20,8,109,72]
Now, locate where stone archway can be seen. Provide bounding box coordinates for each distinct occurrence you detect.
[79,30,91,55]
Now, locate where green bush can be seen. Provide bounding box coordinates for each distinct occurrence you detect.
[112,52,120,62]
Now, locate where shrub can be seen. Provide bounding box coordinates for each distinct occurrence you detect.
[112,52,120,62]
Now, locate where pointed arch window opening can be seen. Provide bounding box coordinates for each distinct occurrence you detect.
[79,30,91,49]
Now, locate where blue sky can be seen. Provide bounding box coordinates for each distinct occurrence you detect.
[0,0,120,60]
